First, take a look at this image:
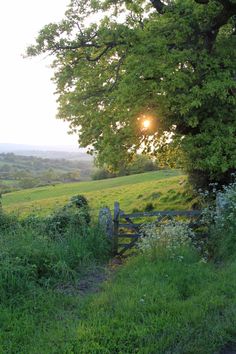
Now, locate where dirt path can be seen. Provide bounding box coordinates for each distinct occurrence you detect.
[57,256,124,296]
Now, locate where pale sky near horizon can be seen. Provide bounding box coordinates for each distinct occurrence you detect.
[0,0,82,148]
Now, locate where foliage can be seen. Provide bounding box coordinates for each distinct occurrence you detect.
[43,207,88,239]
[144,201,155,211]
[0,211,110,302]
[22,195,91,239]
[139,220,194,261]
[92,168,115,180]
[44,195,91,237]
[26,0,236,188]
[0,209,18,232]
[202,177,236,261]
[92,154,159,180]
[69,194,89,209]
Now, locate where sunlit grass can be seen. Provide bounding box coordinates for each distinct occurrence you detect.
[2,170,193,216]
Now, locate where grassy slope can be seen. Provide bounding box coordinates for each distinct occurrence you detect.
[1,170,236,353]
[2,170,191,216]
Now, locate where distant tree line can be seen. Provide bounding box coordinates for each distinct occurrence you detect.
[0,153,174,192]
[0,153,93,192]
[92,155,159,180]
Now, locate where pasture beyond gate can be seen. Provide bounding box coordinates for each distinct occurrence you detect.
[99,202,202,256]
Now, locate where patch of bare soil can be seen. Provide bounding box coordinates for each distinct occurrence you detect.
[56,256,124,296]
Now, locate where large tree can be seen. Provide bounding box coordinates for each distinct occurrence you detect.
[27,0,236,187]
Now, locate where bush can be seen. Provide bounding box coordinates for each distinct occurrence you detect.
[43,207,87,239]
[41,195,91,239]
[92,168,115,180]
[144,202,155,212]
[69,195,88,208]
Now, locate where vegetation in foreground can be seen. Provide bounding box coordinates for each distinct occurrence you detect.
[69,183,236,353]
[2,250,236,353]
[0,180,235,353]
[0,197,110,353]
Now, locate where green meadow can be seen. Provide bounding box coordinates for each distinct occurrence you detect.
[1,170,236,353]
[2,170,192,216]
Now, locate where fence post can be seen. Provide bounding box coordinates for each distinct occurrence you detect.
[113,201,120,255]
[98,207,113,239]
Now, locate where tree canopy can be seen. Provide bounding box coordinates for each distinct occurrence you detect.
[27,0,236,187]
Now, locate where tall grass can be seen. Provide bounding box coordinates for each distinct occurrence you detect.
[0,206,110,304]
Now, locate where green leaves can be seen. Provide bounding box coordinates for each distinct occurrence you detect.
[26,0,236,186]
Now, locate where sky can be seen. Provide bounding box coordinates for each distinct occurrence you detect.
[0,0,81,148]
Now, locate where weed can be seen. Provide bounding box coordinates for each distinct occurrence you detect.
[144,202,155,212]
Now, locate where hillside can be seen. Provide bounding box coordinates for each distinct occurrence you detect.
[2,170,192,216]
[0,152,94,192]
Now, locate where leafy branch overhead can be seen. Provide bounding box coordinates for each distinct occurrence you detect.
[27,0,236,188]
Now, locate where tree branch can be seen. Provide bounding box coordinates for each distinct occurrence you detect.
[149,0,166,14]
[80,50,128,101]
[195,0,236,51]
[86,45,113,62]
[194,0,209,4]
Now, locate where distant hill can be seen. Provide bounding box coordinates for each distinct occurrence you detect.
[0,144,93,161]
[0,152,94,192]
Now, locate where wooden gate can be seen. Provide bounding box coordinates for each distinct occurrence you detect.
[99,202,202,256]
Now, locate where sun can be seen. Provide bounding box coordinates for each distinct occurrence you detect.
[142,119,151,129]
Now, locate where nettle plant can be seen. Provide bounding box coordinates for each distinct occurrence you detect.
[139,220,194,261]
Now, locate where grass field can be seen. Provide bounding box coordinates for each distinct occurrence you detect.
[2,170,193,216]
[1,169,236,353]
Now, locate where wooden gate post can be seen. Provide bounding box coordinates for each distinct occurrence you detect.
[98,207,113,239]
[113,202,120,255]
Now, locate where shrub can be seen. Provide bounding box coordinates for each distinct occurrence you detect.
[42,195,91,239]
[144,202,155,212]
[43,207,87,239]
[69,195,89,209]
[68,194,90,224]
